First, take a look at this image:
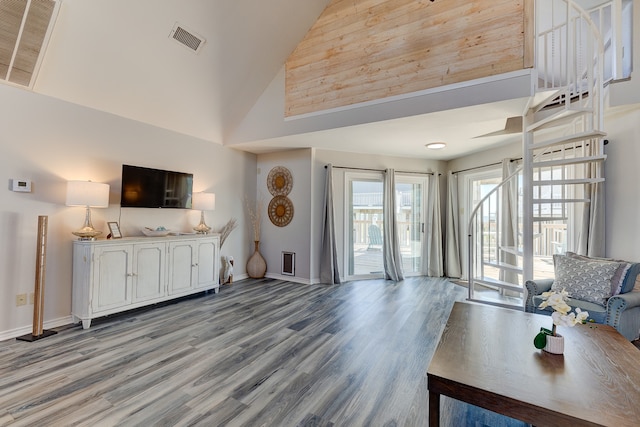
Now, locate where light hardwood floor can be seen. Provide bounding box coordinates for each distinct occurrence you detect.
[0,277,526,426]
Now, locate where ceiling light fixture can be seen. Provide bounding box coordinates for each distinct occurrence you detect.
[426,142,446,150]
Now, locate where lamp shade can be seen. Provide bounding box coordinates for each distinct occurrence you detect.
[192,192,215,211]
[66,181,110,208]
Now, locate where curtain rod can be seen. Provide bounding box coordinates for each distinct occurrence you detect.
[450,139,609,175]
[325,165,439,176]
[451,158,521,175]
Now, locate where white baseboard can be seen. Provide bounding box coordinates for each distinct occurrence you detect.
[0,316,74,342]
[230,273,248,282]
[265,273,311,285]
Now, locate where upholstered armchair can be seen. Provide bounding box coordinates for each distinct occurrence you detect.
[525,253,640,341]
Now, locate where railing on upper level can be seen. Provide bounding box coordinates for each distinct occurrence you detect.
[536,0,604,115]
[586,0,633,82]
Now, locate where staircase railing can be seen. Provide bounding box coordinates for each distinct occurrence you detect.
[467,0,605,307]
[466,163,523,303]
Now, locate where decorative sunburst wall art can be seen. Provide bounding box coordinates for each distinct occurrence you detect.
[267,166,294,227]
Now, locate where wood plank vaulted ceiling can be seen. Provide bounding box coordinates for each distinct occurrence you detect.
[285,0,529,117]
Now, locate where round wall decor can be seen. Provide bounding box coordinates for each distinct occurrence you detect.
[267,166,293,196]
[268,195,294,227]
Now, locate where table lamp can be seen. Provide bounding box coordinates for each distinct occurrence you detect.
[192,192,215,234]
[66,180,110,240]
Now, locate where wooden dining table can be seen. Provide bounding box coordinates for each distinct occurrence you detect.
[427,301,640,426]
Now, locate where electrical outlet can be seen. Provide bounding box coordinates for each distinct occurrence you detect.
[16,294,27,306]
[29,293,34,305]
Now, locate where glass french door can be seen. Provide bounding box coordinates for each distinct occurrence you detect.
[395,176,427,276]
[345,172,427,279]
[345,172,384,278]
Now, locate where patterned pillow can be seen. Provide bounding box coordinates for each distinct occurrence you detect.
[565,252,631,295]
[552,254,622,306]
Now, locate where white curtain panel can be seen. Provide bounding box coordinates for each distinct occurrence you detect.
[383,169,404,281]
[426,173,444,276]
[445,171,462,278]
[320,164,341,284]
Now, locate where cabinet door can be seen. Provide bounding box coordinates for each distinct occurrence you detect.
[133,243,166,302]
[195,239,218,288]
[93,245,131,312]
[168,241,195,294]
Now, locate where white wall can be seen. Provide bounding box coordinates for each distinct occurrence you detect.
[603,105,640,261]
[256,149,313,282]
[0,84,256,340]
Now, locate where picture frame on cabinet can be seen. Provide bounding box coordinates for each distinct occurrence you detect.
[108,221,122,239]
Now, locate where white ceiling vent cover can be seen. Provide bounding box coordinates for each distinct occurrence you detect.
[169,23,205,54]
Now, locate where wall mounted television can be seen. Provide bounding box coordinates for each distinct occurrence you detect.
[120,164,193,208]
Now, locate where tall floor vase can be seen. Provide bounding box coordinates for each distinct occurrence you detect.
[247,241,267,278]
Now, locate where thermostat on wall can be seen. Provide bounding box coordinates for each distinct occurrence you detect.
[10,179,32,192]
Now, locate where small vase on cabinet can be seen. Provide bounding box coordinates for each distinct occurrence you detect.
[247,241,267,278]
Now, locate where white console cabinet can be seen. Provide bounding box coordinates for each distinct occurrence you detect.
[167,238,219,295]
[72,234,220,329]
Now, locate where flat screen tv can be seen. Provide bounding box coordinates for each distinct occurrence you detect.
[120,164,193,208]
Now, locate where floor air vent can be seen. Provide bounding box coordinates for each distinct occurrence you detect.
[169,23,205,54]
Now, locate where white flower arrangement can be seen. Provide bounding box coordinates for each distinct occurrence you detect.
[538,288,589,335]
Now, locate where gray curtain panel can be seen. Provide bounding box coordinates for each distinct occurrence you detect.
[578,139,606,257]
[320,164,341,284]
[426,173,444,277]
[383,169,404,281]
[445,171,462,278]
[500,159,520,284]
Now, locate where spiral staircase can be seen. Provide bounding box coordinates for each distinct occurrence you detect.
[467,0,609,308]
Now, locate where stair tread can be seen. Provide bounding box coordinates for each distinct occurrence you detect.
[529,130,606,151]
[530,88,569,112]
[483,260,523,272]
[526,108,592,132]
[533,198,590,203]
[533,154,606,168]
[500,246,524,256]
[533,216,568,221]
[533,178,605,185]
[474,276,523,292]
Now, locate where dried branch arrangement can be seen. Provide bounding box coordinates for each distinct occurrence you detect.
[245,196,264,242]
[218,218,238,248]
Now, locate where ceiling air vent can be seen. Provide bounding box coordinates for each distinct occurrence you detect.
[0,0,60,88]
[169,23,205,54]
